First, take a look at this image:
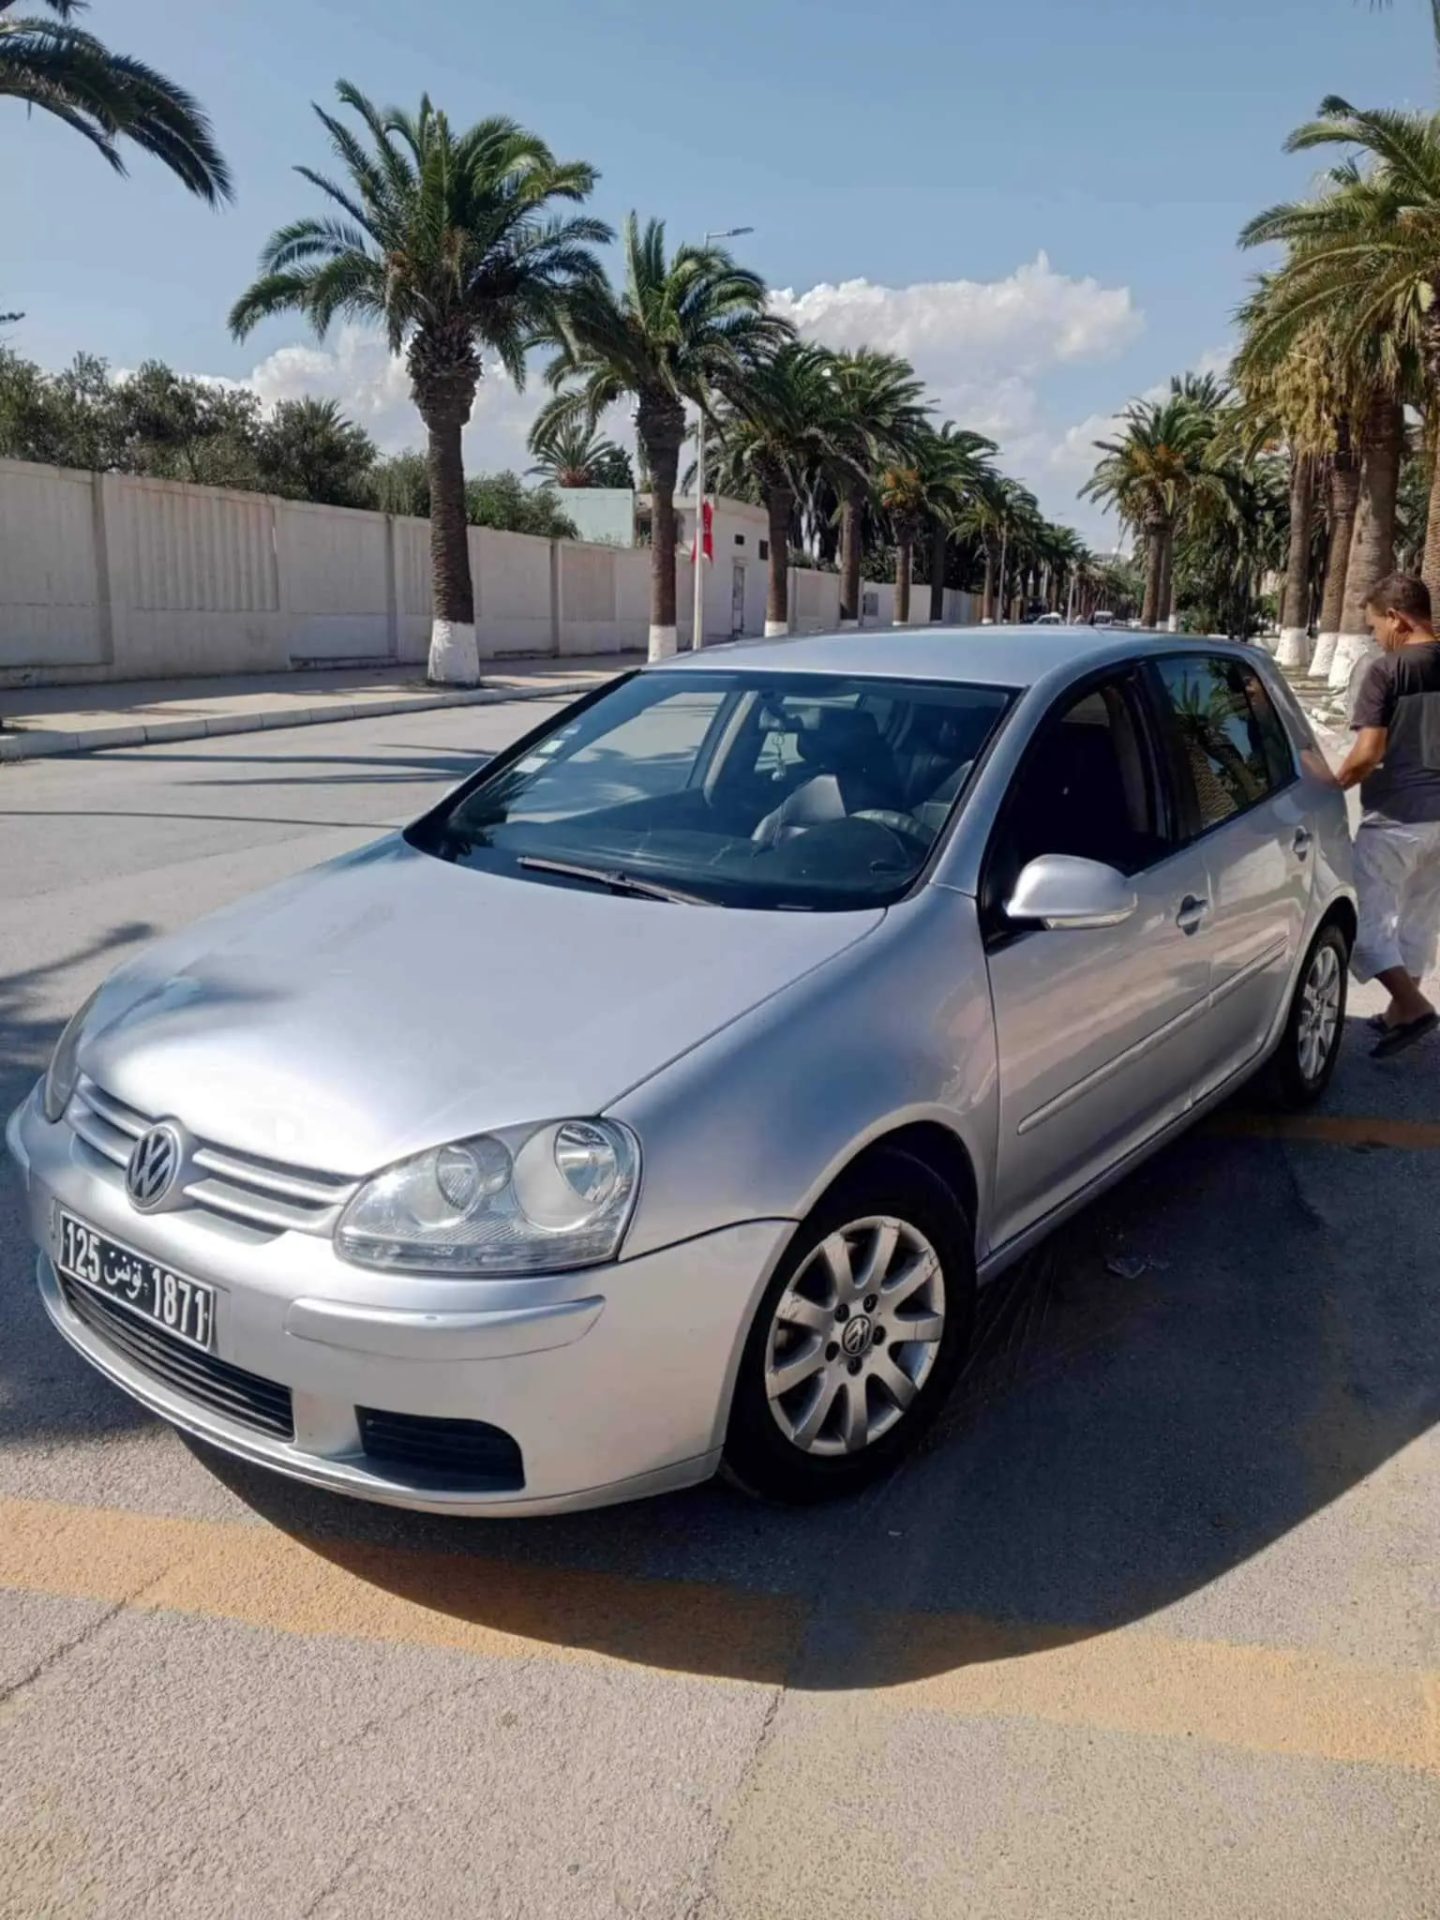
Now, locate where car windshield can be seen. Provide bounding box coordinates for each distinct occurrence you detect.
[409,668,1015,911]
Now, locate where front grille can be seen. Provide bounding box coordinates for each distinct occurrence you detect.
[357,1408,524,1491]
[59,1275,295,1439]
[69,1076,357,1237]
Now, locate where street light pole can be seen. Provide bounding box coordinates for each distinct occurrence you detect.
[692,225,753,652]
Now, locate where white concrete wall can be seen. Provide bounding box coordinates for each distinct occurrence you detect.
[0,458,106,668]
[0,458,980,686]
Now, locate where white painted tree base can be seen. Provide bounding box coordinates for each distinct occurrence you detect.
[427,620,480,686]
[1310,631,1340,678]
[1275,627,1311,670]
[1329,631,1371,690]
[648,624,677,663]
[981,617,995,626]
[763,620,790,638]
[839,618,860,631]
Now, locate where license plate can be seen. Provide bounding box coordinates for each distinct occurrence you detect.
[52,1206,216,1352]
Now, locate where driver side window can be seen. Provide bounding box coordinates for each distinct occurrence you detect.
[987,674,1172,922]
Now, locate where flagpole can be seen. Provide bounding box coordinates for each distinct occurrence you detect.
[693,225,753,652]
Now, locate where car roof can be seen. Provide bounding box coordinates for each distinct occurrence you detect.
[648,624,1258,692]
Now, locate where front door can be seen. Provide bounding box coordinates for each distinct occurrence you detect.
[1149,653,1311,1094]
[984,670,1214,1247]
[731,563,746,636]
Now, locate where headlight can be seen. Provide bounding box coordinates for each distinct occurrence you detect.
[335,1119,640,1275]
[43,990,100,1124]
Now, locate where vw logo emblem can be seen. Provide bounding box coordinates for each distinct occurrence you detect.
[840,1314,872,1357]
[126,1122,183,1212]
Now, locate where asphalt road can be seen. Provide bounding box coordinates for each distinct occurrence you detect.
[2,702,1438,1919]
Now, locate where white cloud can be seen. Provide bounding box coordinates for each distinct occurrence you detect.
[769,254,1146,535]
[771,254,1143,441]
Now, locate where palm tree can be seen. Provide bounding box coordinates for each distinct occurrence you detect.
[916,423,997,622]
[527,416,633,488]
[1084,390,1218,628]
[1,0,230,201]
[1240,136,1425,680]
[700,341,841,636]
[824,350,930,628]
[535,215,789,660]
[231,84,607,684]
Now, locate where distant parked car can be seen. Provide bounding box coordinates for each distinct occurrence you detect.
[9,628,1355,1516]
[1034,611,1064,625]
[1091,609,1117,628]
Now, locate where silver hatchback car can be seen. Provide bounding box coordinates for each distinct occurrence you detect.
[8,629,1354,1514]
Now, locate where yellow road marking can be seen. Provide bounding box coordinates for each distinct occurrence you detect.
[0,1495,804,1686]
[1210,1111,1440,1151]
[2,1495,1437,1775]
[879,1613,1440,1775]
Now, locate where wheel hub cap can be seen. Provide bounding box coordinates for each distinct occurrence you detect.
[840,1315,873,1356]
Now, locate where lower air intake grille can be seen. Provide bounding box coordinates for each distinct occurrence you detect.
[357,1407,524,1491]
[59,1276,295,1440]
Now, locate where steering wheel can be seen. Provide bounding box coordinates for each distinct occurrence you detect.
[851,809,931,852]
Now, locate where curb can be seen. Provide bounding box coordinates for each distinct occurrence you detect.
[0,679,601,765]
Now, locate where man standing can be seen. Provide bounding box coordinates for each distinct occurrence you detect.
[1338,573,1440,1057]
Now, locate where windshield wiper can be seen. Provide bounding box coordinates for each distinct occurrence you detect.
[515,856,715,907]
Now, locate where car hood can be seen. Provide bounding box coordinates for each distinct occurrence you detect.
[81,837,883,1176]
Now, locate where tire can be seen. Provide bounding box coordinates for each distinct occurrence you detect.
[723,1149,976,1504]
[1267,922,1350,1108]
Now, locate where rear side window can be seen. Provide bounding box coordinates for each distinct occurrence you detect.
[1153,654,1283,831]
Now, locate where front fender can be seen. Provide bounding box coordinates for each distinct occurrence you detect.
[611,887,1000,1261]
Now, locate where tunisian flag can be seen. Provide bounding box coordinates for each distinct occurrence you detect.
[690,499,714,564]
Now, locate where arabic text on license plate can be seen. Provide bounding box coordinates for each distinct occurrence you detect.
[54,1208,215,1351]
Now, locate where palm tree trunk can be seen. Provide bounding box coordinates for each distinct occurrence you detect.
[894,533,913,626]
[639,392,685,660]
[1140,521,1164,628]
[839,482,864,627]
[1312,423,1358,678]
[981,547,995,622]
[1422,430,1440,608]
[1333,393,1404,690]
[420,406,478,685]
[1156,527,1176,630]
[929,523,947,622]
[764,485,793,636]
[1276,452,1316,669]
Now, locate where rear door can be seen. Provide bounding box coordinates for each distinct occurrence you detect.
[983,666,1215,1247]
[1148,653,1311,1094]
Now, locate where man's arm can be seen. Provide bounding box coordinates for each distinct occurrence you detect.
[1337,725,1387,790]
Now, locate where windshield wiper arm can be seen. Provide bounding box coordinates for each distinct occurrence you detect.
[515,856,714,906]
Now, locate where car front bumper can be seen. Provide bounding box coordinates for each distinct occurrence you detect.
[6,1087,789,1516]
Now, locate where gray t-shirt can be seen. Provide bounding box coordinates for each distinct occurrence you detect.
[1352,640,1440,823]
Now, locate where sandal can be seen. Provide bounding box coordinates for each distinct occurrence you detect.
[1371,1011,1440,1059]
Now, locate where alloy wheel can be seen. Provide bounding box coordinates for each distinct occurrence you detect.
[1297,941,1342,1083]
[764,1216,946,1457]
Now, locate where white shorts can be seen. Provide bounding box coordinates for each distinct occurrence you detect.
[1352,816,1440,982]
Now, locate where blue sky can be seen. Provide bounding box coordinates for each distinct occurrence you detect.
[4,0,1434,540]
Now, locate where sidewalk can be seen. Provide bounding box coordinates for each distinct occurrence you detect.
[0,655,641,764]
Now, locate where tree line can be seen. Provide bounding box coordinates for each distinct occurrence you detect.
[0,350,587,538]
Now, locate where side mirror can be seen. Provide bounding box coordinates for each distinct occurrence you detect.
[1005,854,1138,931]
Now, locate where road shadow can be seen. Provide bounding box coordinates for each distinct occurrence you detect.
[196,1017,1440,1686]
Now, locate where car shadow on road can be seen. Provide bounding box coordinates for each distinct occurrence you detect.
[199,1024,1440,1687]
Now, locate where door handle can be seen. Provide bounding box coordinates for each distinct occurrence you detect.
[1175,894,1209,935]
[1291,826,1313,859]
